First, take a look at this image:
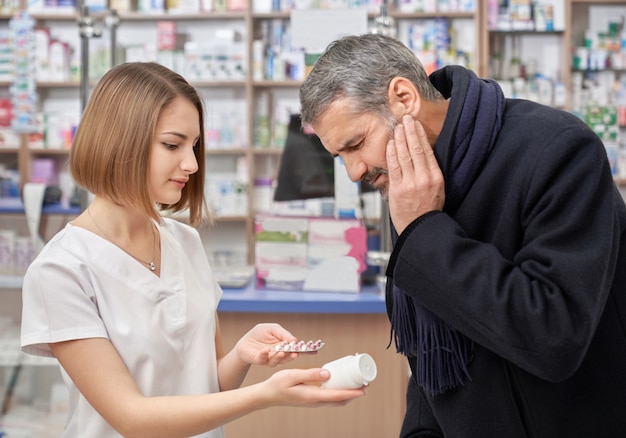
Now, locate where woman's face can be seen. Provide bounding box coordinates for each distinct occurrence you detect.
[149,96,201,205]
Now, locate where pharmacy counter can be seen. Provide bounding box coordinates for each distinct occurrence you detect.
[217,283,406,438]
[218,284,386,314]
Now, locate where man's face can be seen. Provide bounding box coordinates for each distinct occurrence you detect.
[313,99,395,200]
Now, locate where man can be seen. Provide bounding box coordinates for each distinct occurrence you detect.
[299,33,626,437]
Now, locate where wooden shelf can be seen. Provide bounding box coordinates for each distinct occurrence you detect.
[28,148,70,155]
[250,11,291,19]
[213,215,248,222]
[488,30,565,35]
[251,147,284,155]
[205,147,248,155]
[191,80,246,87]
[252,79,302,88]
[2,10,248,21]
[115,10,246,20]
[36,81,80,88]
[571,0,626,4]
[0,148,20,153]
[389,10,475,19]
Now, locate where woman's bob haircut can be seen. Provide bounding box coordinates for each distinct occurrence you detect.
[70,62,208,226]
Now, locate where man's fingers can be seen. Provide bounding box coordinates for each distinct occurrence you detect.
[409,116,439,170]
[402,115,430,158]
[393,120,415,173]
[388,115,440,191]
[386,138,402,183]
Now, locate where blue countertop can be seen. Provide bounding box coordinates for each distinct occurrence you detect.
[1,274,386,314]
[219,283,387,314]
[0,199,80,215]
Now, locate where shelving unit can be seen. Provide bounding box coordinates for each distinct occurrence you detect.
[2,1,626,267]
[566,0,625,99]
[1,3,483,265]
[391,9,480,78]
[477,0,626,186]
[567,0,626,185]
[1,3,626,436]
[1,10,255,263]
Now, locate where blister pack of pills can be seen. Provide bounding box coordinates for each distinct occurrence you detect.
[274,339,325,353]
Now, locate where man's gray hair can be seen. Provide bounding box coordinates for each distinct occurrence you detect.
[299,33,442,127]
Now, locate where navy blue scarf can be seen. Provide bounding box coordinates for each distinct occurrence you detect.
[389,66,505,396]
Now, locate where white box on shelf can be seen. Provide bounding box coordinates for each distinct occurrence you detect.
[255,216,367,292]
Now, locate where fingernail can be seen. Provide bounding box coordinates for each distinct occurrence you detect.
[320,369,330,379]
[403,115,413,124]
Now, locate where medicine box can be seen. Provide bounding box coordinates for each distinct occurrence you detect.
[255,215,367,293]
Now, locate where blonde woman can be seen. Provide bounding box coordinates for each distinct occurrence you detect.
[21,62,364,438]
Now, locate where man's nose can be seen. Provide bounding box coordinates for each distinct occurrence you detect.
[339,156,366,182]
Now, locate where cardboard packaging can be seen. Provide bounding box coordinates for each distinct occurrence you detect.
[255,215,367,293]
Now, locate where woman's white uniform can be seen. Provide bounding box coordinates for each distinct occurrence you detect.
[21,218,223,438]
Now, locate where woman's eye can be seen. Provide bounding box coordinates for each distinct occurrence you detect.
[163,143,177,150]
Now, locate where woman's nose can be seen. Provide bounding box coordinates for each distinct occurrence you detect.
[182,148,199,174]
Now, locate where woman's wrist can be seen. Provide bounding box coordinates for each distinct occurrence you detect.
[217,348,252,391]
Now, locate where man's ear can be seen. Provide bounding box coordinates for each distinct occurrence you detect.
[387,77,420,119]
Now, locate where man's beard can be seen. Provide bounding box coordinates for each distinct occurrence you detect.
[358,112,396,202]
[363,168,388,201]
[368,113,398,202]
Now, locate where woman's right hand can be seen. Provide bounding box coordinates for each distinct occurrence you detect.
[261,368,366,407]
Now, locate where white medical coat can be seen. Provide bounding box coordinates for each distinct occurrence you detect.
[21,218,223,438]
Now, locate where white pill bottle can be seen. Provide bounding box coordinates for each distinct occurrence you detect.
[321,353,377,389]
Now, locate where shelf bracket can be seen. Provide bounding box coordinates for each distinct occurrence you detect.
[77,5,102,114]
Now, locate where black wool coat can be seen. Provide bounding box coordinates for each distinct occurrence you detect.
[386,76,626,437]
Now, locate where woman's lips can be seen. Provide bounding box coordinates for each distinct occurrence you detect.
[171,179,188,189]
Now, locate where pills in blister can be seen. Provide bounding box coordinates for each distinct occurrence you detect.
[274,339,325,353]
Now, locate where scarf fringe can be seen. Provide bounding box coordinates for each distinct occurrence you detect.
[392,285,473,396]
[390,285,418,354]
[415,306,473,395]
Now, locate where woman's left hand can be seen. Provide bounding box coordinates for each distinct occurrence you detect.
[235,323,300,367]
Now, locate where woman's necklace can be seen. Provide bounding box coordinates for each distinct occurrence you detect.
[87,207,158,271]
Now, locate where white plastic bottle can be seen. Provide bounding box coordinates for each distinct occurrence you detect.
[321,353,377,389]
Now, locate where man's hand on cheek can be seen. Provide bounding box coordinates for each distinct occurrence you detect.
[385,115,445,234]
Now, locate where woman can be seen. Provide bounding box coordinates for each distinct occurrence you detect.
[20,62,364,438]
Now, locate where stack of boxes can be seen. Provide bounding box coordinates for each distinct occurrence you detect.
[255,216,367,293]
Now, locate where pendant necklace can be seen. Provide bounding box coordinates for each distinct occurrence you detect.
[87,207,158,271]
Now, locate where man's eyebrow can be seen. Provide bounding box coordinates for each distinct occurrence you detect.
[334,135,361,155]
